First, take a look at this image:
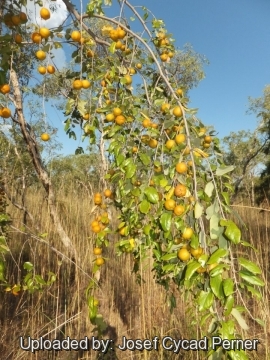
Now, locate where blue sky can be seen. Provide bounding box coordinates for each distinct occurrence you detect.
[43,0,270,154]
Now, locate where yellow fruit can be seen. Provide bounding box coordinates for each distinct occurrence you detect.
[136,63,142,69]
[203,142,211,149]
[142,118,151,128]
[87,50,94,58]
[115,115,125,125]
[31,32,42,44]
[176,88,184,97]
[129,68,136,75]
[132,146,138,153]
[182,227,193,240]
[173,106,183,117]
[117,28,126,39]
[190,247,203,259]
[19,12,28,23]
[11,15,21,26]
[175,134,186,144]
[40,7,50,20]
[47,65,55,74]
[93,247,102,255]
[151,123,158,129]
[204,135,212,144]
[104,189,112,198]
[164,199,176,211]
[39,27,50,39]
[165,139,176,150]
[177,248,191,262]
[113,107,122,116]
[183,146,191,155]
[160,53,168,62]
[197,266,207,273]
[95,257,105,266]
[105,113,115,122]
[82,79,91,89]
[161,103,170,113]
[91,220,99,227]
[0,84,10,94]
[119,227,127,236]
[174,184,187,197]
[36,50,46,60]
[71,30,81,42]
[115,40,123,49]
[109,29,119,41]
[73,79,83,90]
[154,165,163,173]
[1,108,11,118]
[124,75,132,85]
[14,34,22,44]
[168,52,174,58]
[41,133,50,141]
[148,139,158,148]
[175,162,187,174]
[38,66,47,75]
[173,205,185,216]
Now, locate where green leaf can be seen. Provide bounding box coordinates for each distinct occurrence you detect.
[224,295,234,316]
[221,191,230,205]
[160,213,172,232]
[207,248,228,264]
[116,153,125,166]
[239,271,265,286]
[238,257,261,274]
[216,165,235,176]
[144,187,159,204]
[125,163,136,179]
[245,285,262,299]
[139,153,151,166]
[210,274,224,299]
[185,261,201,280]
[161,253,177,261]
[204,181,214,197]
[210,214,220,240]
[222,220,241,244]
[231,308,249,330]
[223,278,234,296]
[197,291,214,311]
[23,262,34,271]
[139,199,151,214]
[109,41,116,54]
[194,202,203,219]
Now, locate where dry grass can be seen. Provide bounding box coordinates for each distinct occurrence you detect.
[0,187,269,360]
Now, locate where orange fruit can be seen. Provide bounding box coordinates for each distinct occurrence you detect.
[115,40,123,49]
[41,133,50,141]
[183,146,191,155]
[19,12,28,23]
[160,53,168,62]
[175,162,187,174]
[168,52,174,58]
[151,123,158,129]
[104,189,112,198]
[182,227,193,240]
[39,27,50,39]
[136,63,142,69]
[173,106,183,117]
[92,225,101,233]
[38,66,47,75]
[132,146,138,153]
[105,113,115,122]
[129,68,136,75]
[203,142,211,149]
[100,80,106,87]
[109,29,119,41]
[94,197,102,205]
[87,50,94,58]
[117,28,126,39]
[161,103,170,113]
[1,108,11,118]
[124,75,132,85]
[95,257,105,266]
[190,247,203,259]
[47,65,55,74]
[71,30,81,42]
[148,139,158,148]
[31,32,42,44]
[142,118,151,128]
[14,34,22,44]
[164,199,176,211]
[176,88,184,97]
[40,7,50,20]
[0,84,10,94]
[174,184,187,197]
[175,134,186,144]
[173,205,185,216]
[165,139,176,150]
[82,80,91,89]
[82,113,90,120]
[115,115,125,125]
[36,50,46,60]
[177,248,191,262]
[91,220,99,227]
[113,107,122,116]
[204,135,212,144]
[73,79,83,90]
[11,15,21,26]
[93,247,102,255]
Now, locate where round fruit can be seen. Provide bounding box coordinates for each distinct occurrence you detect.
[177,248,191,262]
[175,134,186,144]
[14,34,22,44]
[104,189,112,197]
[95,257,105,266]
[11,15,21,26]
[73,79,83,90]
[36,50,46,60]
[132,146,138,153]
[38,66,47,75]
[117,28,126,39]
[168,52,174,58]
[71,30,81,42]
[115,115,125,125]
[0,84,10,94]
[47,65,55,74]
[94,197,102,205]
[174,238,181,245]
[176,88,184,97]
[41,133,50,141]
[161,103,170,113]
[204,135,212,144]
[154,165,163,173]
[129,68,136,75]
[82,80,91,89]
[109,29,119,41]
[87,50,94,58]
[113,107,122,116]
[182,227,193,240]
[148,139,158,148]
[136,63,142,69]
[39,27,50,39]
[93,247,102,255]
[31,32,42,44]
[173,106,183,117]
[203,142,211,149]
[197,266,207,273]
[175,162,187,174]
[173,205,185,216]
[91,220,99,227]
[183,146,191,155]
[142,118,151,128]
[190,247,203,259]
[1,108,11,118]
[164,199,176,211]
[160,53,168,62]
[115,40,123,49]
[105,113,115,122]
[124,75,132,85]
[165,139,176,150]
[19,12,28,23]
[174,184,187,197]
[40,7,51,20]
